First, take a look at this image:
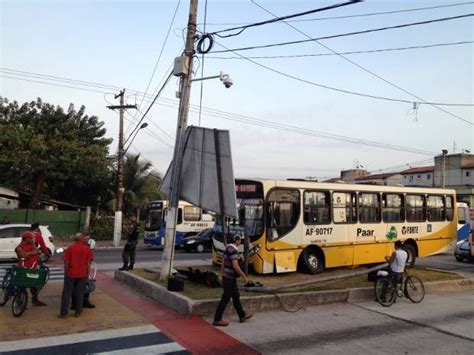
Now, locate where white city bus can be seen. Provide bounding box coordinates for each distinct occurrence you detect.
[144,200,214,247]
[212,179,458,274]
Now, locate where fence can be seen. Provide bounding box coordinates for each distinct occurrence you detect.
[0,209,89,238]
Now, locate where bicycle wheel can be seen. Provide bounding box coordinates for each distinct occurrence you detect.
[404,276,425,303]
[375,278,396,307]
[12,289,28,317]
[0,286,10,306]
[0,271,12,306]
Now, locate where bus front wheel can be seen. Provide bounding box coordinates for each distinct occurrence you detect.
[300,248,324,274]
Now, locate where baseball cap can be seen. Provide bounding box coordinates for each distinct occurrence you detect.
[22,231,35,240]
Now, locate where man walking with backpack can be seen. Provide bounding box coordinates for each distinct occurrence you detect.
[213,234,253,327]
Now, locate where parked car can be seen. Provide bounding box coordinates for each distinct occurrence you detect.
[181,228,214,253]
[0,224,55,261]
[454,238,472,262]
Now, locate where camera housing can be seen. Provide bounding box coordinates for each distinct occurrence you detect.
[220,72,234,89]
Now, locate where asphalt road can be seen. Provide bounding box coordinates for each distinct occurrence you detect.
[88,247,213,273]
[215,290,474,354]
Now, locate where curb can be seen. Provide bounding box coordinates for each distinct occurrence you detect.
[114,271,474,316]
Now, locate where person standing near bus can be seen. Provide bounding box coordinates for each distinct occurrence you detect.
[119,214,139,271]
[213,235,253,327]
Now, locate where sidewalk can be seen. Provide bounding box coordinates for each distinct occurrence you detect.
[0,271,259,354]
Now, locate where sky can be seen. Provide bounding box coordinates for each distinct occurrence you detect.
[1,0,473,180]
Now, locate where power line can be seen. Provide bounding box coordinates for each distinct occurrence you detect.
[124,59,177,136]
[210,0,361,37]
[103,93,173,149]
[201,1,474,26]
[135,94,438,156]
[250,1,472,126]
[1,71,440,155]
[207,40,474,62]
[133,0,181,126]
[0,69,467,155]
[210,13,474,53]
[3,67,473,108]
[198,0,209,126]
[125,71,173,145]
[210,41,474,114]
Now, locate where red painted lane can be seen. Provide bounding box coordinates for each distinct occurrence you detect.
[96,272,260,355]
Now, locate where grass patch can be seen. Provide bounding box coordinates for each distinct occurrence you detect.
[131,266,463,300]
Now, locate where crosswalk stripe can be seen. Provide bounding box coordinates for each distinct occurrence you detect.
[0,325,189,354]
[96,342,187,354]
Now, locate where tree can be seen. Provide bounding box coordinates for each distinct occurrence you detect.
[0,98,112,208]
[108,153,164,214]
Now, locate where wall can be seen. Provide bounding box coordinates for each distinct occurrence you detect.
[403,172,433,187]
[0,209,87,238]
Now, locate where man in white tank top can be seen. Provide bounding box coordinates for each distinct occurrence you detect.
[385,241,408,293]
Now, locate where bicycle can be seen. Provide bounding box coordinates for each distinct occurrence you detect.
[0,253,50,317]
[374,270,425,307]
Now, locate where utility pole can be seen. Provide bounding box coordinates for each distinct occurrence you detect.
[107,90,137,247]
[441,149,448,188]
[160,0,198,281]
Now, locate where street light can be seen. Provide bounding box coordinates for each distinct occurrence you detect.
[123,122,148,156]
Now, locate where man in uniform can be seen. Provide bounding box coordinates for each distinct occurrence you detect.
[119,214,139,271]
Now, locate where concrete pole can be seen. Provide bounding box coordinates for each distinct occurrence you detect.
[442,149,448,188]
[114,90,125,247]
[160,0,198,281]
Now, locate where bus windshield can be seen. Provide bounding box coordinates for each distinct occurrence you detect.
[238,199,264,241]
[146,202,164,231]
[235,180,265,241]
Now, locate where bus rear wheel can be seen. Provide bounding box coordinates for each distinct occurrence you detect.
[403,243,417,269]
[300,248,324,274]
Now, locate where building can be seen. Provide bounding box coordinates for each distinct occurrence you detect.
[353,172,403,186]
[401,166,434,187]
[434,153,474,206]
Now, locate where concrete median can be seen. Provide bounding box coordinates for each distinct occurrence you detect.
[114,270,474,316]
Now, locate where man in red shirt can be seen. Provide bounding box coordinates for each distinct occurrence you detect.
[15,232,47,306]
[30,222,50,257]
[58,233,93,318]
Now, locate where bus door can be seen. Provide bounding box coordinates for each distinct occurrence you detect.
[266,189,301,272]
[352,192,384,265]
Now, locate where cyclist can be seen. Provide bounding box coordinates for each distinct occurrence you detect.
[30,222,51,258]
[15,232,47,306]
[385,240,408,295]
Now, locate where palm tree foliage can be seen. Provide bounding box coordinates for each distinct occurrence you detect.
[109,153,165,214]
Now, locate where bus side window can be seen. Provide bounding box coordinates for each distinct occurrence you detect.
[333,192,357,224]
[266,189,300,241]
[427,195,445,222]
[358,193,381,223]
[177,208,183,225]
[406,195,426,222]
[446,196,454,221]
[304,191,331,225]
[184,206,201,221]
[383,193,404,222]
